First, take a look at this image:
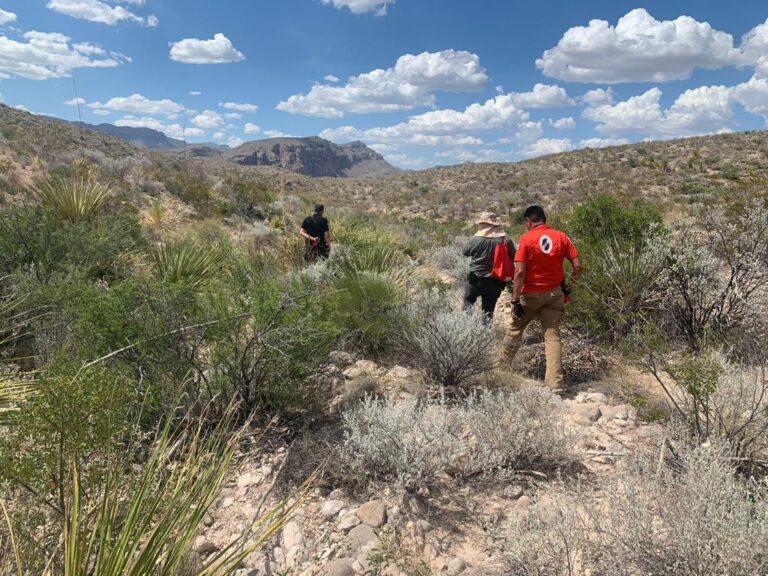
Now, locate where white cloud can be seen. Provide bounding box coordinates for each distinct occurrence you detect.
[0,8,17,25]
[550,117,575,129]
[582,88,613,107]
[583,85,734,137]
[319,93,529,148]
[277,49,487,118]
[732,75,768,121]
[228,136,244,147]
[320,0,395,16]
[742,20,768,78]
[64,97,86,106]
[47,0,157,27]
[114,116,164,130]
[224,112,241,119]
[212,131,225,141]
[191,109,224,128]
[537,8,742,83]
[220,101,258,112]
[524,138,573,158]
[169,33,245,64]
[189,90,201,96]
[263,129,292,138]
[244,123,261,135]
[509,84,574,108]
[324,74,340,83]
[579,137,630,148]
[88,93,185,117]
[146,14,158,27]
[165,124,204,139]
[0,31,126,80]
[93,109,110,116]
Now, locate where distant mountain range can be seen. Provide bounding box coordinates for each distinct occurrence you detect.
[69,121,228,152]
[65,119,399,178]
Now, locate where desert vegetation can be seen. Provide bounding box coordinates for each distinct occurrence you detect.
[1,111,767,575]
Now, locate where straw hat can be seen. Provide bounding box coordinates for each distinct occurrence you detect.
[474,211,504,226]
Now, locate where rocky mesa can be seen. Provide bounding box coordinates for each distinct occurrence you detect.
[226,136,400,178]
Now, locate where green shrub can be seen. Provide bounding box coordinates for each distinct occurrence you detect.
[0,205,145,282]
[150,240,225,291]
[34,176,111,222]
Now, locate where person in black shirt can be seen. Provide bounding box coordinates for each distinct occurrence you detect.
[300,204,332,262]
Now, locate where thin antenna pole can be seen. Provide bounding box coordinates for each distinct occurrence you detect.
[280,173,287,231]
[71,72,86,160]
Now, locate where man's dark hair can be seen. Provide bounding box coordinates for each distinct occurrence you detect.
[523,205,546,223]
[314,203,324,214]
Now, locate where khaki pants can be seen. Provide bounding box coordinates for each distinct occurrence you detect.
[503,287,564,389]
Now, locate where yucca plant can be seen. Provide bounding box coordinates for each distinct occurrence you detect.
[145,198,169,230]
[150,241,223,290]
[328,243,413,286]
[0,403,308,576]
[0,291,38,424]
[33,177,111,222]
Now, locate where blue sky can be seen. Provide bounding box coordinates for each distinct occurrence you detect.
[0,0,767,168]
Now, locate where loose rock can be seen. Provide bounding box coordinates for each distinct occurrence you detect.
[321,500,345,520]
[356,500,387,528]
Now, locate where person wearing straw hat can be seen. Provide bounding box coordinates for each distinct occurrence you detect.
[462,211,515,322]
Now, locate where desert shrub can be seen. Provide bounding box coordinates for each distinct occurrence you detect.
[649,353,768,464]
[327,242,413,287]
[589,442,768,576]
[341,395,465,489]
[331,270,405,356]
[499,443,768,576]
[460,389,571,474]
[0,205,145,282]
[565,194,662,250]
[428,237,469,280]
[651,200,768,352]
[400,302,497,388]
[341,390,571,489]
[33,176,111,222]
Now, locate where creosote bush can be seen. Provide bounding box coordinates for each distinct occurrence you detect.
[341,389,571,489]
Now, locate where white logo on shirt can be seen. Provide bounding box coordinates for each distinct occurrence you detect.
[539,235,553,254]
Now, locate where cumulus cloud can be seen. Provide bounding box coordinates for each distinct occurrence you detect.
[0,31,126,80]
[742,19,768,77]
[244,123,261,135]
[47,0,158,26]
[114,116,164,130]
[64,97,86,106]
[319,93,529,148]
[523,138,573,158]
[277,50,487,118]
[93,109,111,116]
[88,93,185,117]
[324,74,340,83]
[582,88,613,107]
[320,0,395,16]
[0,8,16,25]
[224,112,241,119]
[583,85,734,137]
[537,8,742,83]
[732,75,768,121]
[169,33,245,64]
[550,117,575,129]
[191,109,224,128]
[509,84,574,108]
[165,124,204,139]
[579,137,630,148]
[220,101,258,112]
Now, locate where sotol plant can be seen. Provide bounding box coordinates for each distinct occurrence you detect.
[150,241,223,290]
[33,177,111,222]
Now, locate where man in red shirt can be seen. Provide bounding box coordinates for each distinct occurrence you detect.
[503,205,583,391]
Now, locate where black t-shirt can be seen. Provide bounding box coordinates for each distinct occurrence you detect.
[301,214,329,245]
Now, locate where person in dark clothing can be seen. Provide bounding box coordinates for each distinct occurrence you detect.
[462,211,515,322]
[300,204,332,262]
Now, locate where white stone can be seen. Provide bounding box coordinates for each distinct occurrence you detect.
[282,521,304,550]
[321,500,345,520]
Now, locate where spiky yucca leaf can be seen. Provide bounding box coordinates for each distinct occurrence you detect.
[55,403,307,576]
[328,243,413,286]
[34,177,111,222]
[0,379,38,425]
[150,241,223,290]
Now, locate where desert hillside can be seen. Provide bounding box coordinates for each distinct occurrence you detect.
[1,107,767,576]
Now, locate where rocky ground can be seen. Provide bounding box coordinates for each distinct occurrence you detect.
[192,348,665,576]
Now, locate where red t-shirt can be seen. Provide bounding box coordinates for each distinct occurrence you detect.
[515,225,579,293]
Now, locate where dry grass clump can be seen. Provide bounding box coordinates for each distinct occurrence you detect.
[517,333,609,386]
